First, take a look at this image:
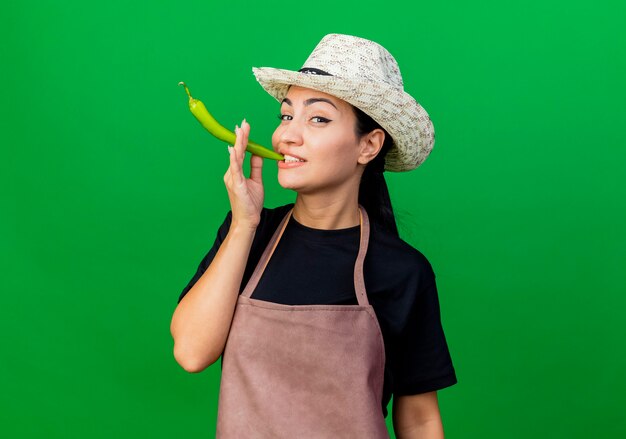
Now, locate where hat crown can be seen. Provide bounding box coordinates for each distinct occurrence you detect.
[300,34,404,89]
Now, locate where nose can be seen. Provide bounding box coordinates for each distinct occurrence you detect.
[277,118,304,146]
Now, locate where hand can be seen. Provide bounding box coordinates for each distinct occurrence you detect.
[223,119,264,230]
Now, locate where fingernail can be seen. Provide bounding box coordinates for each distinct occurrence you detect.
[243,118,247,126]
[228,146,233,154]
[235,125,239,134]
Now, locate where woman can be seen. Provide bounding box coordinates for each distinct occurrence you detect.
[171,33,457,438]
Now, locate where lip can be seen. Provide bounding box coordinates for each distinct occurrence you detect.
[277,160,306,169]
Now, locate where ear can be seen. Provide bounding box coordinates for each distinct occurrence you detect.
[357,128,385,166]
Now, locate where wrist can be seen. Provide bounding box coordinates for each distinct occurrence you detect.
[230,221,258,236]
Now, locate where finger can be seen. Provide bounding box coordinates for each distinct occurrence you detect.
[249,154,264,183]
[232,124,242,163]
[234,123,248,184]
[233,125,242,162]
[229,144,243,187]
[233,123,240,160]
[237,119,249,158]
[226,146,233,177]
[227,140,238,173]
[225,149,231,178]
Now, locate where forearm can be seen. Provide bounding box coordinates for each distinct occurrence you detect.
[394,417,444,439]
[393,391,445,439]
[170,224,256,371]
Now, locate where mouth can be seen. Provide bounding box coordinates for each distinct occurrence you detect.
[280,154,307,163]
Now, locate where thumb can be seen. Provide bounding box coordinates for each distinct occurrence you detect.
[249,154,264,183]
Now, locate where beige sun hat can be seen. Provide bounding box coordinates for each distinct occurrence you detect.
[251,33,435,173]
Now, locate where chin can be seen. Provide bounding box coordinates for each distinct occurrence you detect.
[277,175,304,192]
[277,172,320,194]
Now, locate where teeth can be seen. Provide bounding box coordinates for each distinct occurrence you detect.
[284,154,305,163]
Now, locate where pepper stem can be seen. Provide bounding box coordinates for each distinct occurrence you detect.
[178,81,192,99]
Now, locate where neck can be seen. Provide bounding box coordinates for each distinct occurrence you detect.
[291,192,361,230]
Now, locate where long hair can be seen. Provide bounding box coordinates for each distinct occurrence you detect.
[353,105,399,237]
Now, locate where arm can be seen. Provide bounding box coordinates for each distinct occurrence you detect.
[170,223,256,372]
[171,119,264,373]
[392,391,445,439]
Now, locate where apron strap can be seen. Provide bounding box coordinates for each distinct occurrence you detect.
[354,205,370,306]
[241,205,371,307]
[241,208,294,299]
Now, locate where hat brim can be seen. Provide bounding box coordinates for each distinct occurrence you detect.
[252,66,435,172]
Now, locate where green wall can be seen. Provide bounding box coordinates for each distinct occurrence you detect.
[2,0,624,437]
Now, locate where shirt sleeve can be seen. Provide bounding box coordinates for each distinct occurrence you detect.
[177,210,233,304]
[391,265,458,396]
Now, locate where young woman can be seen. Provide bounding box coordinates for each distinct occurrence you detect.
[171,33,457,438]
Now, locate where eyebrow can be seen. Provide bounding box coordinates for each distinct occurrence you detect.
[281,97,338,110]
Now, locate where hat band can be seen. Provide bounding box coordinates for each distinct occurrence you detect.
[298,67,332,76]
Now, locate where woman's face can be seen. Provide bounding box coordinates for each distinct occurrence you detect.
[271,85,365,195]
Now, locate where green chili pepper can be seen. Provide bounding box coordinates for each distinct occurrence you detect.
[178,82,284,161]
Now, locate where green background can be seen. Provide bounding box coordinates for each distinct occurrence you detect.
[2,0,624,437]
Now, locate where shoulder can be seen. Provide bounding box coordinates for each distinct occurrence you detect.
[366,225,436,288]
[241,202,295,260]
[260,202,295,224]
[218,202,294,230]
[254,202,294,236]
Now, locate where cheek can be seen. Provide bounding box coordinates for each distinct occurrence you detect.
[311,141,357,172]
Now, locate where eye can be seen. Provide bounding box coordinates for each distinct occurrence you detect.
[311,116,331,123]
[277,113,292,121]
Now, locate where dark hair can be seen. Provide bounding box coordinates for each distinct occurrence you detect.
[353,105,399,237]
